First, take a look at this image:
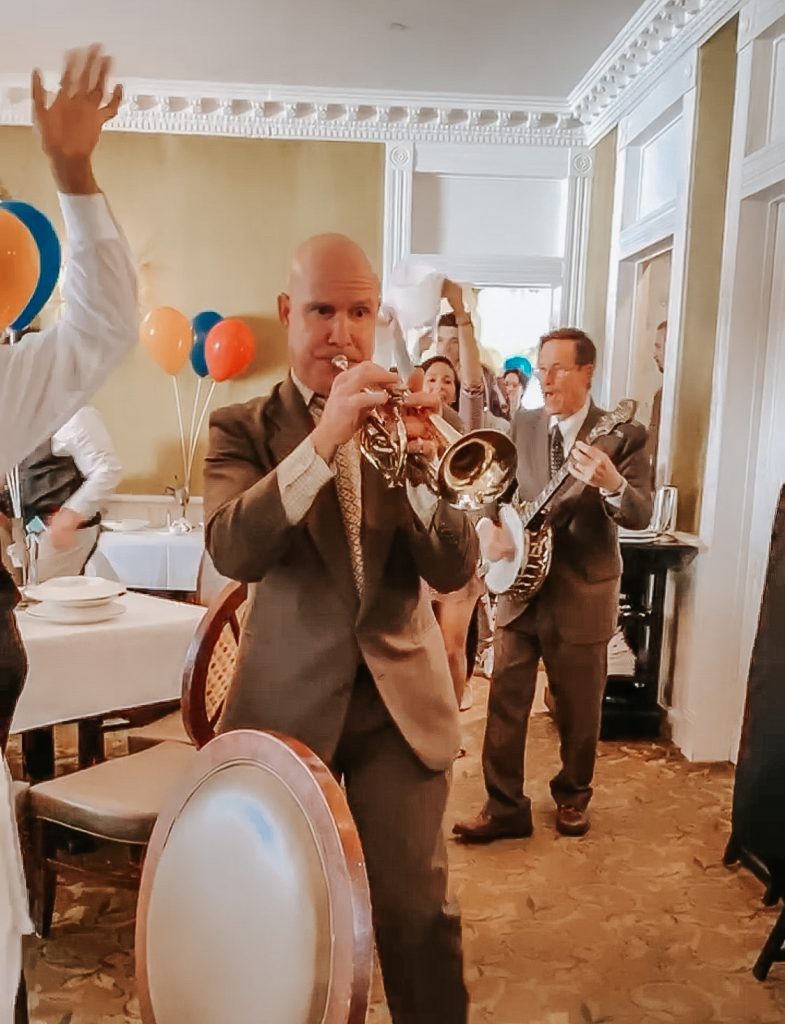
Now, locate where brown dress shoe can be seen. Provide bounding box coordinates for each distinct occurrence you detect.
[452,808,533,844]
[555,804,590,837]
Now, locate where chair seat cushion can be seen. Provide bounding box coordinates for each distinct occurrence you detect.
[13,780,29,822]
[30,742,197,844]
[127,711,190,754]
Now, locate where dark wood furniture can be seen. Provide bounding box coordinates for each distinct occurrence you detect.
[725,485,785,980]
[135,729,373,1024]
[601,536,699,739]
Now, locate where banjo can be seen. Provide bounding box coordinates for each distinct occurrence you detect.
[485,399,637,602]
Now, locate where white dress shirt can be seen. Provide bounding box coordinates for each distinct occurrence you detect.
[550,395,626,504]
[52,406,122,519]
[549,395,591,459]
[0,193,137,481]
[0,191,136,1020]
[277,372,437,528]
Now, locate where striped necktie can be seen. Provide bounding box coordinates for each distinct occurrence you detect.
[309,396,364,595]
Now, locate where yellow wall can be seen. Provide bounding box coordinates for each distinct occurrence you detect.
[671,18,737,529]
[0,129,384,493]
[582,128,617,362]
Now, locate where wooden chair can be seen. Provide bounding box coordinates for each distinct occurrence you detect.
[135,729,372,1024]
[126,581,247,752]
[26,581,249,935]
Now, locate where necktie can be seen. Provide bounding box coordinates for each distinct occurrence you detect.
[549,424,565,477]
[310,396,364,595]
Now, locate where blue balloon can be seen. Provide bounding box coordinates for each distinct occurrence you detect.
[191,310,223,377]
[0,201,62,330]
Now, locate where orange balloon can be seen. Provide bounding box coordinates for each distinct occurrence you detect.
[140,307,191,375]
[0,209,39,333]
[205,318,256,381]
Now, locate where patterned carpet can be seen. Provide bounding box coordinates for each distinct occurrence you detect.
[9,679,785,1024]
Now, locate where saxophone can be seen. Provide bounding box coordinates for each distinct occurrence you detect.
[487,400,638,603]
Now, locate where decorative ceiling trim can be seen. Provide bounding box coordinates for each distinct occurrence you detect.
[0,0,740,149]
[0,77,584,147]
[572,0,741,146]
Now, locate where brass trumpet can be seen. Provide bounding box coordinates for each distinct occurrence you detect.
[331,355,517,511]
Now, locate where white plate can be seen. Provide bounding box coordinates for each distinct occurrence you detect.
[23,576,126,605]
[102,519,150,533]
[619,529,662,542]
[26,601,126,625]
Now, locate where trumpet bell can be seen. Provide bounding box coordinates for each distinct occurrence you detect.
[437,429,518,512]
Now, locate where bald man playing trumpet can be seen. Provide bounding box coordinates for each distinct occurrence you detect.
[204,234,477,1023]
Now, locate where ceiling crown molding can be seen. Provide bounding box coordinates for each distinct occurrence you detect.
[0,0,740,149]
[0,77,584,146]
[571,0,740,145]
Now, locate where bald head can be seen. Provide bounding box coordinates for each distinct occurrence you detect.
[279,233,381,396]
[287,233,378,295]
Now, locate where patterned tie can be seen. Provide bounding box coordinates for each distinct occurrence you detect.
[549,424,565,477]
[310,396,365,595]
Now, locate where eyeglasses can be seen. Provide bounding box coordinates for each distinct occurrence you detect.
[535,364,582,382]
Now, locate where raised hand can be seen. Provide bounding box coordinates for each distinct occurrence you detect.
[401,366,441,460]
[32,45,123,193]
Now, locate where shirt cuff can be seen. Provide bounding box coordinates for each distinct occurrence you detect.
[278,436,334,525]
[406,481,440,528]
[62,495,96,519]
[58,193,121,245]
[601,478,627,508]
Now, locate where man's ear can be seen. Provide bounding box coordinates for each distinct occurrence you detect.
[277,293,291,327]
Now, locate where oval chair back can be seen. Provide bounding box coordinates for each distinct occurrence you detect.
[135,729,372,1024]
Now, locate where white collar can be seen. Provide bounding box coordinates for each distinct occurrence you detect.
[548,395,592,453]
[290,370,316,408]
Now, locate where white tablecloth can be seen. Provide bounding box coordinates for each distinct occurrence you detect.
[11,592,206,733]
[88,527,205,592]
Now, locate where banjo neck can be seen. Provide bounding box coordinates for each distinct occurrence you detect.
[518,398,638,531]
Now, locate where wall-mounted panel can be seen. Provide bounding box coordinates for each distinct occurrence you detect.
[639,120,683,219]
[410,174,568,258]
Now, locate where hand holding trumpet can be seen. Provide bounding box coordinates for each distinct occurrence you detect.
[311,360,440,464]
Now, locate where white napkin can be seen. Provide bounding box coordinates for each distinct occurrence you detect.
[0,758,32,1024]
[384,262,443,333]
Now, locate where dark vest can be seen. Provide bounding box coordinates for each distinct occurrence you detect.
[0,561,20,612]
[19,439,84,522]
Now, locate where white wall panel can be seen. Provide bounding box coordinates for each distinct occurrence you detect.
[410,174,568,258]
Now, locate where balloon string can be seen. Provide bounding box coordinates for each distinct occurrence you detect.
[187,377,203,462]
[186,381,217,483]
[172,376,188,491]
[5,332,21,517]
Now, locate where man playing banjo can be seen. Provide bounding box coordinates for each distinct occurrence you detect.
[454,327,652,841]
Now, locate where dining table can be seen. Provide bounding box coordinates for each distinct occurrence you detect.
[87,524,206,593]
[11,591,206,735]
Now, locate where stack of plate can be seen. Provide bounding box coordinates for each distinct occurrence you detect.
[102,519,149,532]
[23,576,127,624]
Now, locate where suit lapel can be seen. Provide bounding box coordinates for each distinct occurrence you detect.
[576,400,603,446]
[268,377,357,613]
[521,411,550,498]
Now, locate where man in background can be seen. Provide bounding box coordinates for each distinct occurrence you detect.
[648,320,667,488]
[454,328,651,843]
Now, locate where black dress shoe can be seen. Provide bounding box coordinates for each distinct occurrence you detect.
[452,809,533,844]
[555,804,590,837]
